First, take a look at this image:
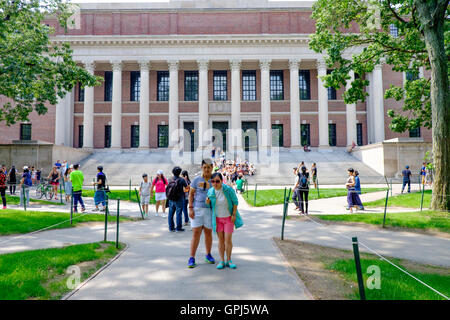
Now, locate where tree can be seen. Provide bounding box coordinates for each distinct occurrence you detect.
[0,0,101,125]
[310,0,449,210]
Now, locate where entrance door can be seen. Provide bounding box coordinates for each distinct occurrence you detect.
[184,122,195,152]
[212,121,228,152]
[271,124,283,147]
[242,121,258,152]
[301,124,310,146]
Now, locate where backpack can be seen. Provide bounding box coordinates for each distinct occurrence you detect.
[166,177,181,201]
[298,173,308,189]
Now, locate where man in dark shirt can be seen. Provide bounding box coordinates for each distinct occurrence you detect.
[168,166,188,232]
[93,166,107,211]
[401,165,412,193]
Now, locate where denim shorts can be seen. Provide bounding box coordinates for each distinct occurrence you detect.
[190,207,212,230]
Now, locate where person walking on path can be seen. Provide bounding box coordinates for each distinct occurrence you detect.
[139,173,151,218]
[420,162,427,185]
[150,170,168,217]
[93,166,107,212]
[64,165,73,204]
[0,166,7,209]
[70,164,85,213]
[19,166,32,206]
[30,166,36,185]
[8,165,16,195]
[187,159,216,268]
[206,172,243,270]
[354,171,364,210]
[295,166,310,215]
[311,163,317,189]
[345,168,363,213]
[47,166,61,201]
[181,170,191,226]
[292,167,301,211]
[401,165,412,193]
[166,166,188,233]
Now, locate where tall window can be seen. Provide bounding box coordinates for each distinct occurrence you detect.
[301,124,310,146]
[242,70,256,101]
[327,70,337,100]
[299,70,311,100]
[213,71,227,101]
[78,82,84,102]
[184,71,198,101]
[357,123,363,146]
[409,127,421,138]
[270,70,284,100]
[157,71,169,101]
[389,24,399,37]
[406,70,419,81]
[20,124,32,140]
[329,124,337,146]
[158,125,169,148]
[131,125,139,148]
[104,125,111,148]
[130,71,140,102]
[78,125,83,148]
[272,124,283,147]
[104,71,113,101]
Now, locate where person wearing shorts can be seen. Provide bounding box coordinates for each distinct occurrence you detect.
[187,159,215,268]
[47,166,61,200]
[206,172,243,270]
[139,173,151,218]
[150,170,168,217]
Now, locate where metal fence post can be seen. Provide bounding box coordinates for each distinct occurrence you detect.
[316,178,320,199]
[382,189,389,228]
[104,196,109,242]
[70,187,73,225]
[420,183,425,212]
[281,194,288,240]
[116,199,120,249]
[253,183,258,206]
[135,188,144,219]
[390,178,393,197]
[352,237,366,300]
[59,182,63,204]
[22,184,26,211]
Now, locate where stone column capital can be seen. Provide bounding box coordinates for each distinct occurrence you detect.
[138,60,151,71]
[230,59,242,71]
[259,59,271,71]
[197,59,209,71]
[316,58,327,70]
[168,60,179,72]
[110,60,122,71]
[288,59,301,70]
[83,61,96,73]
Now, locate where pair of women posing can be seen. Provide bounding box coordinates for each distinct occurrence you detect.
[187,159,243,270]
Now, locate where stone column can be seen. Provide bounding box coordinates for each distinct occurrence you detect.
[230,59,242,150]
[110,60,122,149]
[82,61,95,149]
[289,59,301,148]
[259,59,272,148]
[317,58,329,147]
[197,59,209,150]
[54,95,67,146]
[168,60,179,148]
[346,70,357,146]
[373,62,385,143]
[139,60,150,149]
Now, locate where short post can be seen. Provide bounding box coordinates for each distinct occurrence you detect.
[352,237,366,300]
[316,178,320,199]
[104,196,109,242]
[286,187,292,217]
[253,183,258,206]
[390,178,393,197]
[283,187,287,206]
[134,188,144,219]
[129,179,131,201]
[382,189,389,228]
[70,187,73,225]
[59,182,63,204]
[22,184,26,211]
[116,199,120,249]
[281,194,288,240]
[420,183,425,212]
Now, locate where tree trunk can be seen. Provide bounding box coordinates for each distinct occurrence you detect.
[415,0,450,211]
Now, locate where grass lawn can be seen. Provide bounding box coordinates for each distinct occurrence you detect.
[242,188,386,207]
[0,209,135,236]
[0,242,124,300]
[6,194,65,206]
[82,189,156,204]
[365,190,432,208]
[315,210,450,233]
[275,239,450,300]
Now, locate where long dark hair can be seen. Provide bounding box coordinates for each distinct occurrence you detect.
[156,174,167,184]
[181,170,190,184]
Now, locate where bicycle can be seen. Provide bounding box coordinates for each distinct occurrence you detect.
[35,179,54,200]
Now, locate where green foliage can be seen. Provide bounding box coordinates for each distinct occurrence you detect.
[0,0,102,125]
[309,0,449,132]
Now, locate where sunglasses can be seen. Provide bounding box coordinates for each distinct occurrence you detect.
[211,180,221,184]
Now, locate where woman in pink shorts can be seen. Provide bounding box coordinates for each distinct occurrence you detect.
[206,172,243,270]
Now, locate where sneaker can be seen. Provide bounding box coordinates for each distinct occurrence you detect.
[216,261,226,269]
[188,257,196,268]
[169,229,176,232]
[81,207,86,213]
[155,213,159,217]
[2,206,6,209]
[226,260,237,269]
[92,208,100,212]
[176,228,185,232]
[183,222,189,226]
[205,253,215,264]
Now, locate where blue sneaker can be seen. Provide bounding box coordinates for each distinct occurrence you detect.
[205,253,215,264]
[226,260,237,269]
[217,261,226,269]
[187,257,196,268]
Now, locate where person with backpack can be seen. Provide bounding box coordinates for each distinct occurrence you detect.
[294,166,310,215]
[93,166,107,212]
[139,173,151,218]
[150,170,168,217]
[19,166,33,206]
[401,165,412,193]
[0,166,7,209]
[166,166,188,232]
[187,159,216,268]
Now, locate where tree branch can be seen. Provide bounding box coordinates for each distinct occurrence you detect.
[387,0,408,24]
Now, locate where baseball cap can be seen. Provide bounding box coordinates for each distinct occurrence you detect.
[157,170,163,175]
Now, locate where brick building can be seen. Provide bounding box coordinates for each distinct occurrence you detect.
[0,0,431,152]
